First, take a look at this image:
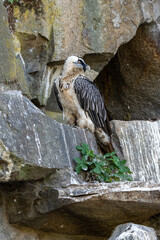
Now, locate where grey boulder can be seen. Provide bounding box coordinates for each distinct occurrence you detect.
[109,223,157,240]
[0,90,98,182]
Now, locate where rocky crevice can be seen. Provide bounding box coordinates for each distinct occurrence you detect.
[95,20,160,121]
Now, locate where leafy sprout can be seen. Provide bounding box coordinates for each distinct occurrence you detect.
[8,0,19,4]
[74,143,132,183]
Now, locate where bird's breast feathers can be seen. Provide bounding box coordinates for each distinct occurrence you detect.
[56,78,81,114]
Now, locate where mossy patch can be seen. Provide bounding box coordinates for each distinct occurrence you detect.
[18,164,55,181]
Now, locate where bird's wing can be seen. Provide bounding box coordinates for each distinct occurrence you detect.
[74,76,109,134]
[53,78,63,111]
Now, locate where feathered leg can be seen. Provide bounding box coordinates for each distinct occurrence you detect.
[64,111,76,126]
[95,128,110,145]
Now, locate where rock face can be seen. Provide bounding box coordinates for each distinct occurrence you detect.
[2,0,160,108]
[96,20,160,120]
[2,181,160,239]
[0,91,159,239]
[0,91,98,182]
[1,0,160,239]
[109,223,157,240]
[111,120,160,183]
[0,1,30,97]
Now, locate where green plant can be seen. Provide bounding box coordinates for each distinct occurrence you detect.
[8,0,19,4]
[74,143,132,183]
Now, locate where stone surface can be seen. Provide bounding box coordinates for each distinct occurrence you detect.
[4,0,160,108]
[96,19,160,120]
[0,91,160,239]
[1,93,159,239]
[47,0,160,65]
[0,192,37,240]
[108,223,157,240]
[0,90,98,182]
[0,189,106,240]
[12,0,55,40]
[144,215,160,240]
[3,0,56,105]
[0,1,30,97]
[111,120,160,183]
[1,1,160,239]
[3,181,160,239]
[15,33,49,103]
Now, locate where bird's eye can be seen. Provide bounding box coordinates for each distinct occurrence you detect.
[78,60,81,63]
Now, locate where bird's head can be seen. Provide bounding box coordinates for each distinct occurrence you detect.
[62,56,90,76]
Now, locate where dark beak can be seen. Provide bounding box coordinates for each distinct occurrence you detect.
[83,64,90,72]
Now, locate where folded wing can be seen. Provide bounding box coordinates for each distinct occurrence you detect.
[74,76,109,134]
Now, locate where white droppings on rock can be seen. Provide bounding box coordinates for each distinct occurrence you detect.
[40,65,62,106]
[26,135,30,140]
[71,128,78,146]
[60,124,79,185]
[42,66,50,103]
[33,124,42,165]
[3,90,22,96]
[120,0,124,7]
[0,141,13,181]
[18,53,25,67]
[112,10,121,28]
[82,129,89,145]
[60,124,70,164]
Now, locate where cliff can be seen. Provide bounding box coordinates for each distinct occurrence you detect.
[0,0,160,239]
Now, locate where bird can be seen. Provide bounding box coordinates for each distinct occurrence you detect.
[54,56,110,146]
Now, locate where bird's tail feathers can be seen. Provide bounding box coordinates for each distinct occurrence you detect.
[95,128,110,145]
[95,127,114,153]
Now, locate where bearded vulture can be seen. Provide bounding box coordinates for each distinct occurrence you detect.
[54,56,110,145]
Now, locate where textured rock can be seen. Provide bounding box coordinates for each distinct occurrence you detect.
[0,91,159,239]
[12,0,55,40]
[0,189,106,240]
[0,90,98,182]
[5,0,160,107]
[0,1,30,97]
[144,215,160,240]
[15,33,49,103]
[97,20,160,120]
[0,193,37,240]
[1,1,160,239]
[109,223,157,240]
[3,181,160,239]
[3,0,56,105]
[111,120,160,183]
[47,0,160,65]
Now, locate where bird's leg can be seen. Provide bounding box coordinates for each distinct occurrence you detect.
[64,111,76,126]
[95,128,110,145]
[76,117,95,133]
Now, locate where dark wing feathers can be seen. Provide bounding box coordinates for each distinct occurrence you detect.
[53,80,63,111]
[74,76,108,134]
